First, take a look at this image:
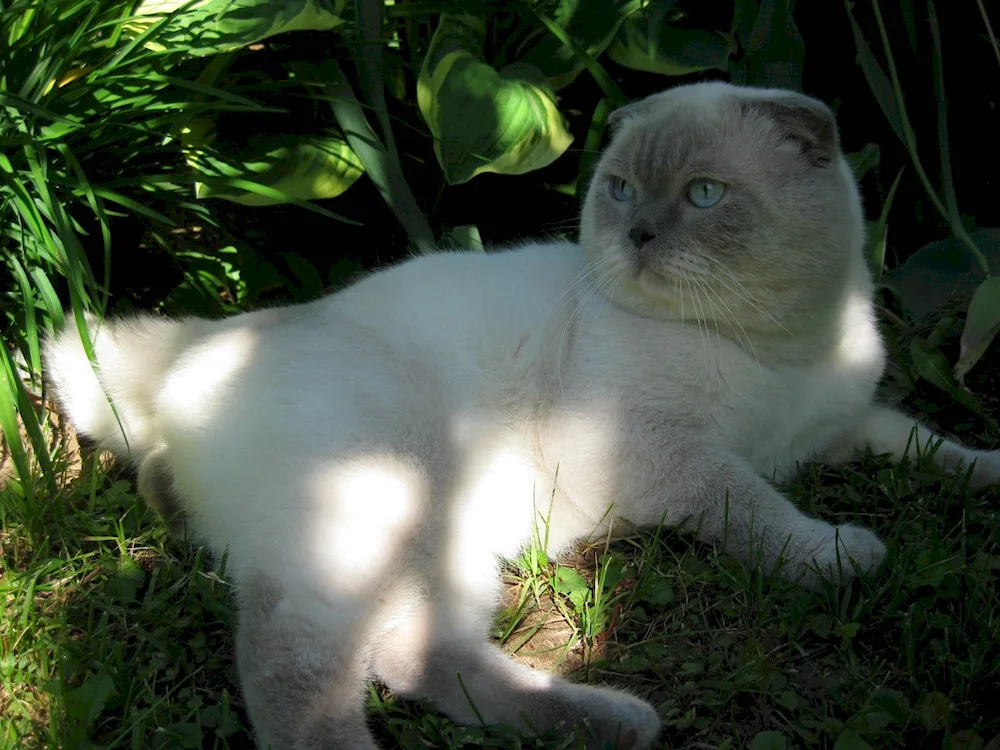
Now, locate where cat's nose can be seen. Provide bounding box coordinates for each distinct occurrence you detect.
[629,224,656,249]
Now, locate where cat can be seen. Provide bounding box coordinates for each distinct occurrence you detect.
[44,81,1000,750]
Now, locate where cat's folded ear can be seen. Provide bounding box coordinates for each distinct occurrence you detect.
[607,99,649,132]
[746,92,840,167]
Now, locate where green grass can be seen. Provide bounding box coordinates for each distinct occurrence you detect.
[3,427,999,749]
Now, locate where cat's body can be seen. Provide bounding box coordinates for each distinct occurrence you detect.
[44,82,1000,750]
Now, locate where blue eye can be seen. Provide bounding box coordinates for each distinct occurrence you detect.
[609,177,636,201]
[688,180,725,208]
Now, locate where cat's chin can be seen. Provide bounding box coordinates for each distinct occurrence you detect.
[635,263,671,291]
[602,262,688,320]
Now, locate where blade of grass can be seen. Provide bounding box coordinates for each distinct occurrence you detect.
[29,267,65,332]
[353,0,395,153]
[870,167,904,282]
[318,62,436,252]
[0,347,35,498]
[10,350,55,490]
[0,90,81,126]
[530,9,627,107]
[872,0,948,210]
[848,0,989,275]
[91,0,203,77]
[577,97,610,193]
[974,0,1000,69]
[57,143,112,314]
[7,255,41,377]
[88,188,175,226]
[925,0,989,275]
[162,51,242,144]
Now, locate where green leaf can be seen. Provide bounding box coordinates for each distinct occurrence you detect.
[418,14,574,185]
[609,6,734,77]
[732,0,761,52]
[554,565,590,610]
[182,119,364,205]
[833,729,873,750]
[0,347,33,496]
[917,691,952,731]
[129,0,347,56]
[847,143,880,181]
[910,337,959,393]
[596,553,626,591]
[871,688,911,723]
[927,0,990,276]
[518,0,649,90]
[577,97,610,189]
[530,8,627,106]
[882,229,1000,322]
[909,336,985,416]
[868,167,903,281]
[845,1,906,145]
[66,671,116,726]
[744,0,804,90]
[751,731,788,750]
[637,576,674,606]
[848,709,894,734]
[956,276,1000,382]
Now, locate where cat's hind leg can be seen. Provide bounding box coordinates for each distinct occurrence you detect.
[372,592,661,750]
[235,575,379,750]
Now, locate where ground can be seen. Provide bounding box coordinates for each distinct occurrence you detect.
[2,409,1000,750]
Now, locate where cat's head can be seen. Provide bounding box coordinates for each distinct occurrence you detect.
[580,81,866,338]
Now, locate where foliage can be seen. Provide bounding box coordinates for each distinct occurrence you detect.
[846,0,1000,419]
[0,0,267,498]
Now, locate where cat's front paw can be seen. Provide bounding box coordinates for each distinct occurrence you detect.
[569,685,661,750]
[806,523,886,588]
[966,450,1000,489]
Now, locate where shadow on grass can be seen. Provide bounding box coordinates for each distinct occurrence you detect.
[4,439,1000,749]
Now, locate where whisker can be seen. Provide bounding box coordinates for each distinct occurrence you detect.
[702,280,765,392]
[693,276,723,351]
[686,276,711,377]
[540,261,602,333]
[700,256,793,336]
[555,258,617,393]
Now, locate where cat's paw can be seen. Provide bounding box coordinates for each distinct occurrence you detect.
[806,523,886,588]
[965,450,1000,489]
[569,685,661,750]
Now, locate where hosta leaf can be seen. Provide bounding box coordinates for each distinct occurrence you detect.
[609,5,733,76]
[130,0,346,56]
[517,0,649,90]
[882,229,1000,322]
[418,14,573,185]
[743,0,804,90]
[182,119,364,205]
[956,275,1000,382]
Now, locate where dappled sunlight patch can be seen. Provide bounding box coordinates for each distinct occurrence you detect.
[310,455,428,595]
[158,326,257,432]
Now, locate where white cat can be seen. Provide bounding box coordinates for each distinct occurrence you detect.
[44,81,1000,750]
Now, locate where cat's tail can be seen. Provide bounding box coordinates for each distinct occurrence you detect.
[44,312,201,458]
